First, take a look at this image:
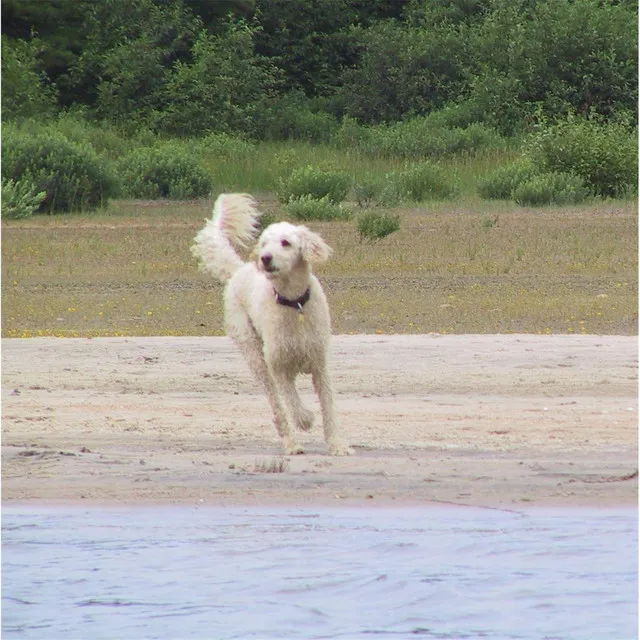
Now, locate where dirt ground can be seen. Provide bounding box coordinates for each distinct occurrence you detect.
[2,334,637,509]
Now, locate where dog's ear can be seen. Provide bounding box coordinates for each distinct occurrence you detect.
[298,226,332,264]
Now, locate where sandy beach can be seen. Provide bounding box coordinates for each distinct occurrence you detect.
[2,334,637,508]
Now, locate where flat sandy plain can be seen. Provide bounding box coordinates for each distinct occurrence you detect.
[2,333,637,509]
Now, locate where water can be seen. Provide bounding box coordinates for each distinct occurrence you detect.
[2,505,637,640]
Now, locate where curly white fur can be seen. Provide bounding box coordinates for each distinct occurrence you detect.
[192,193,351,456]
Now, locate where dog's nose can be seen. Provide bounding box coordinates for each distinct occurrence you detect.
[261,253,272,267]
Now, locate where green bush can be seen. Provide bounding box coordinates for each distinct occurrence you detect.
[357,211,400,242]
[196,132,255,157]
[477,159,539,200]
[277,166,351,204]
[353,175,403,207]
[527,118,637,198]
[284,195,352,222]
[48,113,134,160]
[1,178,46,219]
[117,144,212,199]
[353,177,383,208]
[332,116,370,150]
[378,119,502,158]
[258,93,339,143]
[334,116,503,159]
[513,171,591,206]
[2,127,118,213]
[395,162,459,201]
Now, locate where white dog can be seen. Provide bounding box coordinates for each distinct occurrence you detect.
[192,193,351,456]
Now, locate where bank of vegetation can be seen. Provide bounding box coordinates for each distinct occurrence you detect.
[2,0,637,225]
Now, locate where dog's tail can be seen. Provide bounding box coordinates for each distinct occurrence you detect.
[191,193,261,283]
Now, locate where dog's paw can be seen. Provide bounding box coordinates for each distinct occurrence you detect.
[328,440,353,456]
[284,439,305,455]
[296,408,314,432]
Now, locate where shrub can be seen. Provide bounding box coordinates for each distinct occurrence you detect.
[382,119,502,158]
[1,178,46,219]
[117,145,212,199]
[513,171,591,206]
[277,166,351,204]
[2,127,118,213]
[332,116,371,150]
[50,113,134,160]
[353,177,383,208]
[395,162,459,201]
[258,93,339,143]
[196,132,255,157]
[357,211,400,242]
[527,118,637,198]
[333,116,503,159]
[375,180,403,206]
[477,159,539,200]
[284,195,352,222]
[353,175,403,207]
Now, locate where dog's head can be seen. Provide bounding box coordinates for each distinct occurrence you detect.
[255,222,331,279]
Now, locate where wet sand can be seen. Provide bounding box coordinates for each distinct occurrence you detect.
[2,334,637,508]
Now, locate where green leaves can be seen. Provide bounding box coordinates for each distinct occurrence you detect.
[2,126,118,213]
[356,211,400,242]
[116,145,212,199]
[527,118,637,198]
[1,178,46,219]
[277,166,351,204]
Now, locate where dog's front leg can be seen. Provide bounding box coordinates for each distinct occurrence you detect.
[311,366,352,456]
[234,335,301,454]
[269,370,305,455]
[263,374,303,455]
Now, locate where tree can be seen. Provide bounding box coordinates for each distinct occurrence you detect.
[253,0,359,97]
[69,0,201,123]
[339,21,469,123]
[155,21,281,136]
[1,37,57,120]
[465,0,638,133]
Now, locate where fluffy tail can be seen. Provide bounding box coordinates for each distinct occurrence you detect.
[191,193,261,283]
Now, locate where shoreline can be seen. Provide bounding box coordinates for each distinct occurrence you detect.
[2,334,637,509]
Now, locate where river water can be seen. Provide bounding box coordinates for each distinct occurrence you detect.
[2,505,637,640]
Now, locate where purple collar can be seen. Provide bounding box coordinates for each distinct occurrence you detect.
[274,287,311,311]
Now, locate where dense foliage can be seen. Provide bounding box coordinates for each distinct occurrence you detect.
[1,125,119,213]
[2,0,636,212]
[357,211,401,242]
[2,0,637,136]
[277,166,352,204]
[117,144,212,199]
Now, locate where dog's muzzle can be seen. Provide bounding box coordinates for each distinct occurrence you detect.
[260,253,278,274]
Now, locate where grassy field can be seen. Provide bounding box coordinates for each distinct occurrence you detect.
[2,195,637,338]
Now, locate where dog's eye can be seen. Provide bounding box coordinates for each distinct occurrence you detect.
[281,239,291,247]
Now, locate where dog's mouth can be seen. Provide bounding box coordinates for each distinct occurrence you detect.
[262,264,279,275]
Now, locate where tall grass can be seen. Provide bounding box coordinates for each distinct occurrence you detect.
[198,140,519,199]
[0,116,539,204]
